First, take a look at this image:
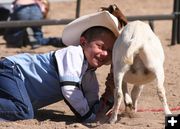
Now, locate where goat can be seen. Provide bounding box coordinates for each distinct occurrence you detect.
[109,20,172,124]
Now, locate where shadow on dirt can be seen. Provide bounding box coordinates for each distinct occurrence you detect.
[34,109,77,124]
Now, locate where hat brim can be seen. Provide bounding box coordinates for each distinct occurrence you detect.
[62,11,119,46]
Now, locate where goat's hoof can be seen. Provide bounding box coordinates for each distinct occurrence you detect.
[165,111,172,115]
[121,111,137,118]
[109,116,117,124]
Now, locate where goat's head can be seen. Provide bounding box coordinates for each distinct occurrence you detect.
[100,4,128,30]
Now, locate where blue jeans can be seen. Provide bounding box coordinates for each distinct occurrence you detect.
[4,4,50,46]
[0,58,34,121]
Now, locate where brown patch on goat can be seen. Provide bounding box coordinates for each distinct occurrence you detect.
[130,65,150,75]
[100,4,128,29]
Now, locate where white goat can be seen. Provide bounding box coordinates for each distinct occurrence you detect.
[109,20,172,123]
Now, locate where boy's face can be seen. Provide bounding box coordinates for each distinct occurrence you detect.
[81,32,116,68]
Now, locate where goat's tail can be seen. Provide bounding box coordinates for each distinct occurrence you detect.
[124,39,142,65]
[124,51,134,65]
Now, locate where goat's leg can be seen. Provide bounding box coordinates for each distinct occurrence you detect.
[154,66,172,115]
[131,85,144,112]
[109,72,125,124]
[122,81,133,111]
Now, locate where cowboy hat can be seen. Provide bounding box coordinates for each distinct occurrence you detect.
[62,11,120,46]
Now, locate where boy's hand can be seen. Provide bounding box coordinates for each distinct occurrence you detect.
[95,98,113,123]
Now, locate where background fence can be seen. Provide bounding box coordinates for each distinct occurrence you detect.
[0,0,179,45]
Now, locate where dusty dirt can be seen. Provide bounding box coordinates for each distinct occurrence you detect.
[0,0,180,129]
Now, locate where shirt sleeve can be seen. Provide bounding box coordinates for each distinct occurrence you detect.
[55,46,85,82]
[81,70,99,108]
[60,70,100,122]
[61,84,96,121]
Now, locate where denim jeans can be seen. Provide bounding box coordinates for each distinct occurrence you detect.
[0,58,34,121]
[4,4,50,46]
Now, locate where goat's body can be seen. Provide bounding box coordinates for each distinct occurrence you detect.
[109,21,172,123]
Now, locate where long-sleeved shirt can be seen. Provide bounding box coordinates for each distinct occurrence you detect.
[6,45,99,121]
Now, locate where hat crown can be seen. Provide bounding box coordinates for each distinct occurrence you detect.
[62,11,120,46]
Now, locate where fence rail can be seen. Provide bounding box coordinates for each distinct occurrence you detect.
[0,19,74,28]
[0,13,177,28]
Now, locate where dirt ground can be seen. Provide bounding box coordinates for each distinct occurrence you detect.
[0,0,180,129]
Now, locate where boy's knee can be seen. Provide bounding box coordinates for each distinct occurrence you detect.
[7,105,34,121]
[17,106,34,120]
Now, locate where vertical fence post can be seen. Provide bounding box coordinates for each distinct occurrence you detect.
[177,0,180,43]
[76,0,81,18]
[171,0,179,45]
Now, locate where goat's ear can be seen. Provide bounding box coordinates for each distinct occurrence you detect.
[99,4,128,29]
[118,12,128,28]
[111,4,128,28]
[100,5,114,13]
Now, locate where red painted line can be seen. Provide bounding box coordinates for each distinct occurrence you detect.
[137,106,180,112]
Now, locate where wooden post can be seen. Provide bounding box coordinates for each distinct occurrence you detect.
[171,0,179,45]
[76,0,81,18]
[177,0,180,43]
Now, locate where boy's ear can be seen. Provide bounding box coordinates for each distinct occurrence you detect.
[80,36,87,47]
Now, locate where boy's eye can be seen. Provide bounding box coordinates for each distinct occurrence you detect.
[96,43,112,54]
[97,44,103,49]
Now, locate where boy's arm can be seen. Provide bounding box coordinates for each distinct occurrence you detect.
[60,70,101,122]
[61,82,97,122]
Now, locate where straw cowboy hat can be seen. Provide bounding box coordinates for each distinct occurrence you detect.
[62,11,120,46]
